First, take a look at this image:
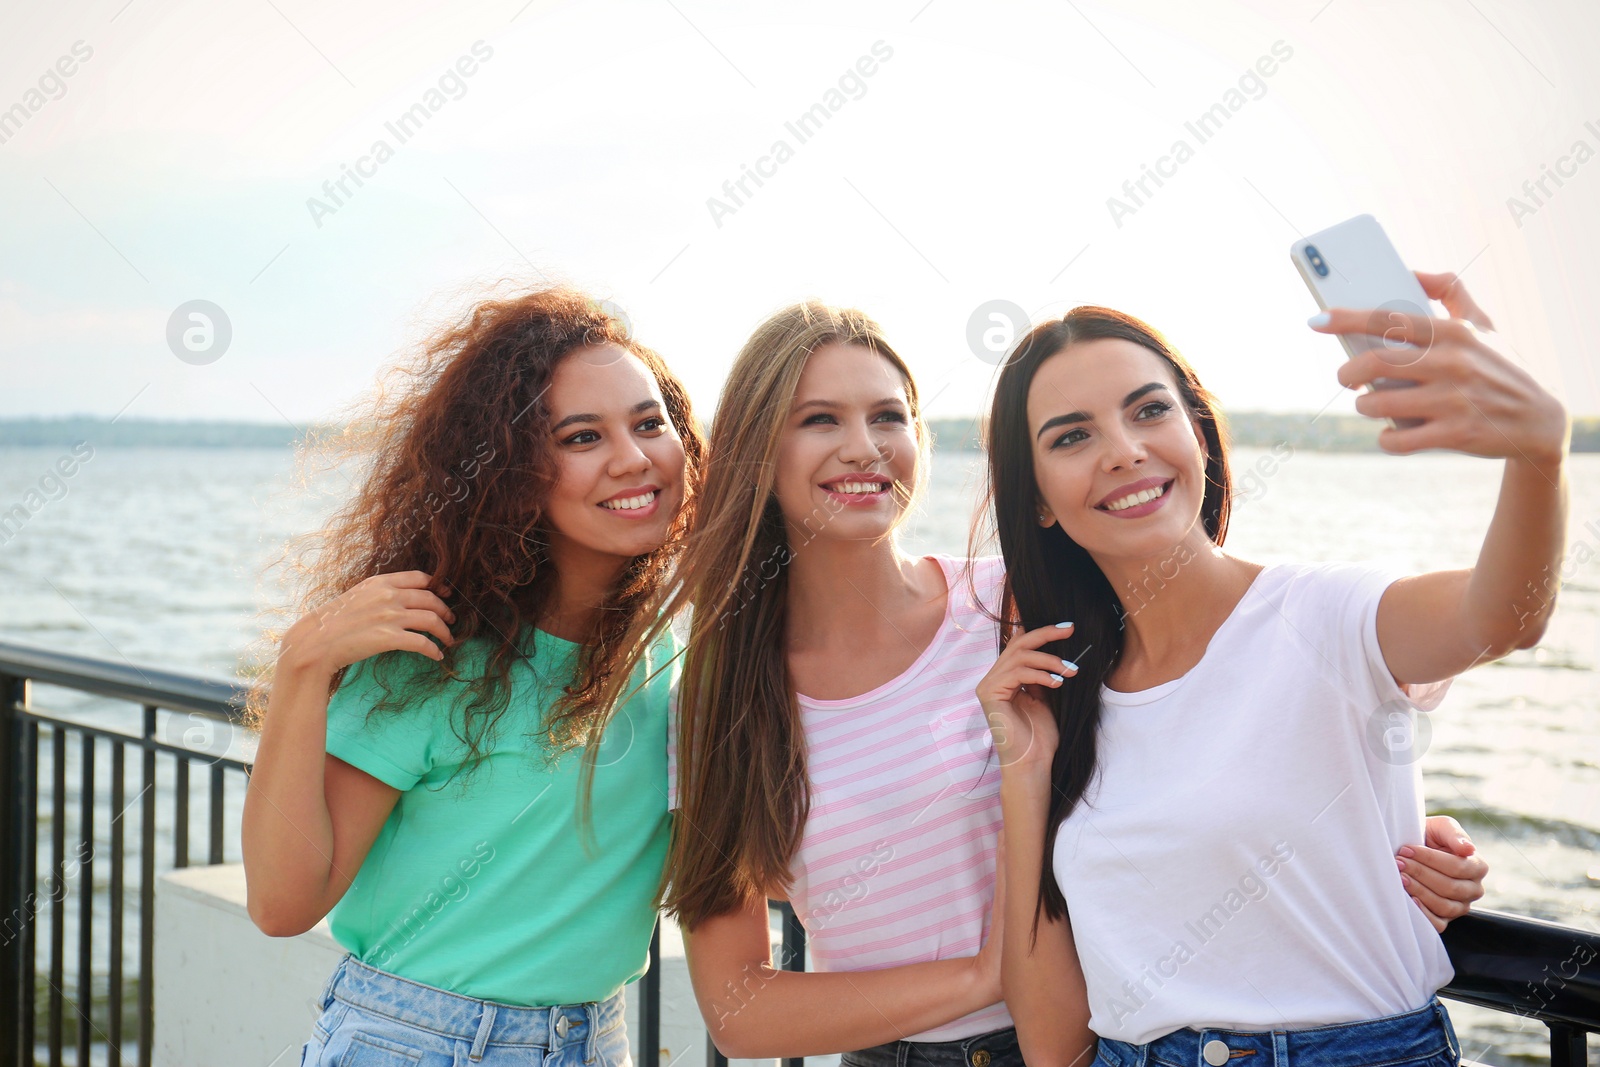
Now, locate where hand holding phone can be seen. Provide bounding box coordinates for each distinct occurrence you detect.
[1304,266,1564,469]
[1291,214,1436,428]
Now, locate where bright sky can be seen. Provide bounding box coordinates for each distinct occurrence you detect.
[2,0,1596,426]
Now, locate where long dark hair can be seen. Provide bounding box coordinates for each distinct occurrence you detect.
[983,306,1232,925]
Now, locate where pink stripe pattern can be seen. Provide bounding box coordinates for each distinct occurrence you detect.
[792,555,1012,1042]
[668,556,1013,1042]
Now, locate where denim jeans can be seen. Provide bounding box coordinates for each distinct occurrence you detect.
[842,1025,1024,1067]
[301,955,632,1066]
[1093,998,1460,1067]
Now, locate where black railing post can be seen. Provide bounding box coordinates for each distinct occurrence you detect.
[20,706,37,1063]
[0,669,27,1066]
[641,922,660,1067]
[47,725,64,1065]
[1548,1022,1588,1067]
[779,902,806,1067]
[76,736,95,1067]
[138,705,155,1067]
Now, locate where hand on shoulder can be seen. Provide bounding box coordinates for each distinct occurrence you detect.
[281,570,457,678]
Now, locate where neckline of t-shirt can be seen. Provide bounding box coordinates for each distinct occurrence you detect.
[519,626,581,655]
[796,554,959,711]
[1099,562,1284,707]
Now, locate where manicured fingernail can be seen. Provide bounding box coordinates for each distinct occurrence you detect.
[1049,673,1064,684]
[1307,312,1331,328]
[1400,873,1411,887]
[1062,659,1079,672]
[1398,846,1415,858]
[1056,621,1073,629]
[1396,857,1407,871]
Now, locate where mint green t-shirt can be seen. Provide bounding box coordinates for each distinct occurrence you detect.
[324,625,678,1006]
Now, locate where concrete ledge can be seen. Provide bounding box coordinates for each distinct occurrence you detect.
[155,864,807,1067]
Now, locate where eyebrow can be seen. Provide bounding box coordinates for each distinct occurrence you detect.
[1034,382,1171,440]
[551,399,660,433]
[792,397,906,414]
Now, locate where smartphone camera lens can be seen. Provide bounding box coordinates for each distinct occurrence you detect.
[1304,245,1330,278]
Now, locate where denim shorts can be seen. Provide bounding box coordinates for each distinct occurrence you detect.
[842,1025,1023,1067]
[301,954,631,1066]
[1093,998,1460,1067]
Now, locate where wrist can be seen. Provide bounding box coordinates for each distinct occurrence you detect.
[276,637,338,684]
[996,735,1057,773]
[1507,450,1565,483]
[1511,398,1570,478]
[999,758,1055,796]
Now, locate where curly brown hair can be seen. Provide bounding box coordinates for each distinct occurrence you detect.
[247,284,704,776]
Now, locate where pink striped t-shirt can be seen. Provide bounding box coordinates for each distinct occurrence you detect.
[669,554,1012,1042]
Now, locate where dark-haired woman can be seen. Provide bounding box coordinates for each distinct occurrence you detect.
[241,286,703,1066]
[605,300,1491,1067]
[978,274,1567,1067]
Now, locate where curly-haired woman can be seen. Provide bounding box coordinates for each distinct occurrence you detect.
[241,286,703,1067]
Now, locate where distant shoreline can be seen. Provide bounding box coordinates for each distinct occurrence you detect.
[1,415,1596,452]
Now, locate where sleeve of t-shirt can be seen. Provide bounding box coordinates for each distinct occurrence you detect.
[324,653,443,791]
[974,555,1008,619]
[665,679,680,812]
[1329,563,1454,715]
[655,613,687,813]
[660,620,684,814]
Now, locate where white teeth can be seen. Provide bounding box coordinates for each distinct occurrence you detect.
[601,491,657,511]
[831,481,889,495]
[1103,483,1168,512]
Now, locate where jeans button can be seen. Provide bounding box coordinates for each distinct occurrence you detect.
[972,1050,991,1067]
[1203,1040,1230,1066]
[555,1015,571,1039]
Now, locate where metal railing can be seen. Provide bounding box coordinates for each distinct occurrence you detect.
[1437,910,1599,1067]
[0,641,251,1067]
[0,640,1594,1067]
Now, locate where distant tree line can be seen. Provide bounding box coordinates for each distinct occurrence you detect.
[1,414,1597,452]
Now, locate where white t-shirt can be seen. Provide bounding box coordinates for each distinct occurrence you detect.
[1052,561,1455,1045]
[670,555,1012,1042]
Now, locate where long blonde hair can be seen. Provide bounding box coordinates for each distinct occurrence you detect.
[601,300,926,927]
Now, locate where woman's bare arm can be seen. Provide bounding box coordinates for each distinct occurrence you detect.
[997,768,1095,1067]
[1313,273,1569,683]
[684,893,1002,1059]
[241,655,401,936]
[241,571,454,936]
[978,623,1096,1067]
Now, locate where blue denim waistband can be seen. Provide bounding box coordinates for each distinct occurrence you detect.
[1097,998,1458,1067]
[844,1024,1020,1067]
[317,954,627,1059]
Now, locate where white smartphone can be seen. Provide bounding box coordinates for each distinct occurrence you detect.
[1291,214,1433,429]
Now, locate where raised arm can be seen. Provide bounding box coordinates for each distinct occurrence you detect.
[241,570,455,936]
[977,623,1096,1067]
[1312,272,1570,684]
[684,891,1002,1059]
